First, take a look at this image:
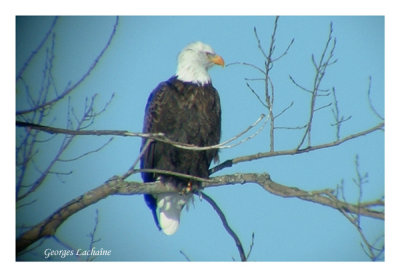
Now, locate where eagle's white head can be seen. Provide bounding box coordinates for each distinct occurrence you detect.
[176,41,224,85]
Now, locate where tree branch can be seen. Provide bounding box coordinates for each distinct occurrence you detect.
[296,22,337,149]
[16,113,266,152]
[16,16,59,81]
[16,171,384,254]
[211,122,384,173]
[17,119,383,178]
[16,16,119,115]
[195,192,247,261]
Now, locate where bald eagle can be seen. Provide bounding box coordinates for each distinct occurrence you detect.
[140,41,224,235]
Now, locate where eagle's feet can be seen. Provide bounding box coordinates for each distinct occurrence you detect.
[184,181,193,193]
[179,180,201,194]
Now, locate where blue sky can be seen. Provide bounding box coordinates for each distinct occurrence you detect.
[16,16,384,262]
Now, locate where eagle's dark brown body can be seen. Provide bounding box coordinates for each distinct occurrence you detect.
[140,76,221,187]
[140,41,224,234]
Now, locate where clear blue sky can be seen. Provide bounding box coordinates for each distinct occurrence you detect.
[16,16,384,262]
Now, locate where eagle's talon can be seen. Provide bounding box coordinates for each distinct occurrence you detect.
[185,181,193,193]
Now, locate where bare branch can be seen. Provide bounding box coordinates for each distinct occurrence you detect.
[135,168,211,183]
[289,75,313,93]
[367,76,384,121]
[296,22,337,149]
[263,18,278,151]
[58,138,114,162]
[86,209,101,261]
[266,16,279,66]
[179,250,191,261]
[16,170,384,254]
[205,174,383,220]
[17,131,74,200]
[16,199,38,210]
[337,156,384,261]
[122,138,154,180]
[272,38,295,62]
[226,62,266,75]
[314,102,332,112]
[16,113,267,152]
[244,77,265,81]
[246,82,268,108]
[253,26,269,61]
[274,124,307,130]
[16,16,119,115]
[196,192,247,261]
[52,235,78,258]
[330,87,351,140]
[17,92,114,201]
[211,122,383,173]
[230,17,295,153]
[274,101,294,119]
[16,16,59,81]
[246,232,255,260]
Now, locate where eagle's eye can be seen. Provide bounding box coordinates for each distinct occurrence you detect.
[205,52,215,58]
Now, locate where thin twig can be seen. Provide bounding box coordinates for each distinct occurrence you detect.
[246,232,255,260]
[367,76,384,121]
[272,38,295,62]
[274,101,294,119]
[16,16,119,115]
[121,138,154,180]
[87,209,101,261]
[289,75,313,93]
[226,62,266,75]
[246,82,268,108]
[274,124,307,130]
[179,250,191,261]
[58,138,114,162]
[196,191,247,261]
[16,16,59,81]
[314,102,332,112]
[253,26,269,61]
[331,87,341,140]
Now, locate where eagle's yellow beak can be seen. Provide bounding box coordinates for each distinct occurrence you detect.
[209,54,225,67]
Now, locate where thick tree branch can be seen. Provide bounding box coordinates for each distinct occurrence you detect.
[16,172,384,254]
[206,173,383,220]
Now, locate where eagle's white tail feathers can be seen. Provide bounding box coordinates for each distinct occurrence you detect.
[156,193,192,235]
